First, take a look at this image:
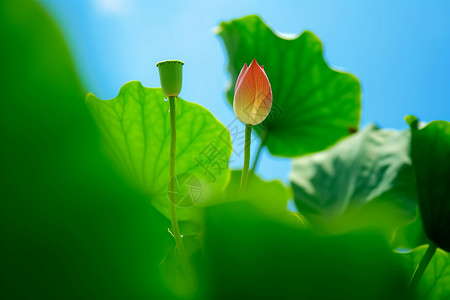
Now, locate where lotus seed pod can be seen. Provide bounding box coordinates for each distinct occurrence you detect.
[156,60,184,97]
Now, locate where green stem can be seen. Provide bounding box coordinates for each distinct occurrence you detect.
[168,97,198,296]
[239,124,252,197]
[250,130,267,173]
[169,96,182,247]
[408,242,437,291]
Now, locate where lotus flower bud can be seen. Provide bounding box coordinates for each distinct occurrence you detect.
[156,60,184,97]
[233,59,272,125]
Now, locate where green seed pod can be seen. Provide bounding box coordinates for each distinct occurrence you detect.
[156,60,184,97]
[406,115,450,251]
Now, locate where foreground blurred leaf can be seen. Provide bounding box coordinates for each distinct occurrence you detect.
[403,246,450,299]
[202,202,409,300]
[86,82,232,220]
[0,1,173,299]
[291,124,417,235]
[406,116,450,252]
[218,15,361,157]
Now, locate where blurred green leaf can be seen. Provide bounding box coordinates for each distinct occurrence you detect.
[403,246,450,299]
[223,170,299,221]
[392,214,428,250]
[291,124,417,235]
[203,202,409,300]
[0,1,173,299]
[217,15,361,157]
[407,116,450,252]
[86,82,232,220]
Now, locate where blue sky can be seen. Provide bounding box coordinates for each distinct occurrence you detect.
[39,0,450,183]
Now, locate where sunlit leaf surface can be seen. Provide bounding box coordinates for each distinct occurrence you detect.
[403,245,450,299]
[87,82,232,219]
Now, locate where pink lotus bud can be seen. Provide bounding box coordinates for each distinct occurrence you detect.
[233,59,273,125]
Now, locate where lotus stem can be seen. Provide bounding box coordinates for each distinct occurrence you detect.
[239,124,252,197]
[169,96,182,246]
[408,242,437,291]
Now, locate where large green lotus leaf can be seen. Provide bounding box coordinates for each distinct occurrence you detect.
[403,245,450,299]
[86,82,232,220]
[217,15,361,157]
[290,124,417,235]
[406,116,450,252]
